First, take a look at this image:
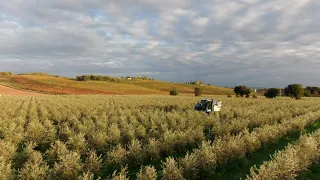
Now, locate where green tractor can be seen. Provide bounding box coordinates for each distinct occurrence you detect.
[195,99,222,114]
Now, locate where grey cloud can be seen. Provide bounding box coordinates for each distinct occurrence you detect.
[0,0,320,88]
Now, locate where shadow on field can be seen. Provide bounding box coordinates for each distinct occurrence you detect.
[211,120,320,180]
[297,130,320,180]
[298,162,320,180]
[101,121,320,180]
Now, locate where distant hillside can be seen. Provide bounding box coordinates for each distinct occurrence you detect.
[0,74,234,95]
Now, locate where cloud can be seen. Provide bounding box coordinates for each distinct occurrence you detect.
[0,0,320,87]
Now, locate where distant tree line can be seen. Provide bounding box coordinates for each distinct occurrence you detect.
[76,75,121,82]
[18,72,50,76]
[76,75,155,82]
[0,72,58,76]
[185,81,204,85]
[234,84,320,100]
[305,86,320,97]
[0,72,13,76]
[120,76,154,80]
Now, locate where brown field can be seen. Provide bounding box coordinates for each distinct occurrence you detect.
[0,85,42,96]
[0,75,234,95]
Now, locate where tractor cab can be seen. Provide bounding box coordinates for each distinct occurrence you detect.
[195,99,222,113]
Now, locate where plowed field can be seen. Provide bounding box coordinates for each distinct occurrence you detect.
[0,85,42,96]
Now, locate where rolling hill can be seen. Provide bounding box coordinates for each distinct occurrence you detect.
[0,74,234,95]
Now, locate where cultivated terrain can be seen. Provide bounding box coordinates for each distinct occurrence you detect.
[0,85,42,96]
[0,74,233,95]
[0,95,320,179]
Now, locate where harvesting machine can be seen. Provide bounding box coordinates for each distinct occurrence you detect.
[195,99,222,114]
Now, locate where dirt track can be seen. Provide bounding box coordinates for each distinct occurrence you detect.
[0,85,42,96]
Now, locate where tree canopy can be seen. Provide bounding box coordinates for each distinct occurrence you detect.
[169,89,178,96]
[234,86,251,97]
[306,86,320,97]
[264,88,279,98]
[284,84,304,99]
[304,88,312,97]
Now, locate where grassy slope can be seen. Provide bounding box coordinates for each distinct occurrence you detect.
[0,75,234,95]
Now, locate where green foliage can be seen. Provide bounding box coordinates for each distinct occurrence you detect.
[121,76,154,80]
[1,95,320,179]
[127,139,144,166]
[145,138,161,161]
[304,88,312,97]
[161,157,184,180]
[284,84,304,99]
[45,141,69,164]
[0,140,17,162]
[106,144,127,168]
[306,86,320,97]
[18,72,49,76]
[107,123,121,144]
[67,132,87,154]
[84,151,102,176]
[76,75,121,82]
[181,153,198,179]
[25,119,56,145]
[0,72,13,76]
[51,151,83,179]
[312,91,319,97]
[247,129,320,180]
[79,171,95,180]
[135,125,146,140]
[169,89,178,96]
[194,87,202,96]
[192,141,216,174]
[252,94,258,98]
[0,156,13,180]
[234,86,251,97]
[264,88,279,98]
[112,166,129,180]
[136,165,157,180]
[13,142,49,179]
[18,151,49,180]
[185,81,204,85]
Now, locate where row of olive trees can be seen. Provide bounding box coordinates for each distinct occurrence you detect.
[247,129,320,179]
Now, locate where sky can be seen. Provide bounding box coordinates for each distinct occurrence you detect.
[0,0,319,88]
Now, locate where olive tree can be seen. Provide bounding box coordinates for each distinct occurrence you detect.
[234,86,251,97]
[284,84,304,99]
[264,88,279,98]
